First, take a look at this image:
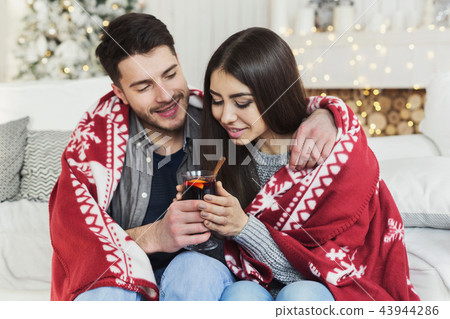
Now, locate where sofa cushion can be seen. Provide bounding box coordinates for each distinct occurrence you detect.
[0,199,52,294]
[405,227,450,301]
[419,72,450,156]
[380,156,450,229]
[0,117,29,202]
[20,130,72,201]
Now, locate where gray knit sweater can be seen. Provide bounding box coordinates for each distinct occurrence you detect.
[232,150,305,285]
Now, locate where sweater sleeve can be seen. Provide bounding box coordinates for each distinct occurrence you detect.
[232,214,305,284]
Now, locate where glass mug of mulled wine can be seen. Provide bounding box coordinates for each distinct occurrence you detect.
[181,170,218,251]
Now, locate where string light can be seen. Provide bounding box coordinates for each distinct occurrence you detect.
[63,67,71,74]
[374,101,381,111]
[47,26,57,38]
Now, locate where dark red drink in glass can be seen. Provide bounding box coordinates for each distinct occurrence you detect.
[182,178,216,200]
[181,170,218,251]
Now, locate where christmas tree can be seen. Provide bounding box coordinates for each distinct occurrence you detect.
[15,0,146,80]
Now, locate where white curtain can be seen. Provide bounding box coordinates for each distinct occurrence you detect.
[144,0,270,88]
[0,0,27,82]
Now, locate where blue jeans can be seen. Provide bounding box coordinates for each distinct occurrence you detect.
[75,251,235,301]
[220,280,335,301]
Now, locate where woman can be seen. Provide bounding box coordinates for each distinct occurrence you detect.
[188,27,419,301]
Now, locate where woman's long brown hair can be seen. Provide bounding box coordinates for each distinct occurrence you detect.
[202,27,309,208]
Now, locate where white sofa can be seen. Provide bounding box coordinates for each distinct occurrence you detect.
[0,75,449,301]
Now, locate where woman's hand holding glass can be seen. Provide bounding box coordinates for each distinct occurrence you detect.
[176,181,249,237]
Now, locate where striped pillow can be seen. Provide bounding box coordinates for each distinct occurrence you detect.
[20,130,72,201]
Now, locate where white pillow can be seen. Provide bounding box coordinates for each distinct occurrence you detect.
[380,156,450,229]
[0,76,111,130]
[419,72,450,156]
[368,134,440,161]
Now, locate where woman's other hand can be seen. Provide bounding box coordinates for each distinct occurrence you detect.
[199,181,249,237]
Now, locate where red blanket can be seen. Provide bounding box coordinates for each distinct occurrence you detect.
[49,89,202,301]
[224,96,420,301]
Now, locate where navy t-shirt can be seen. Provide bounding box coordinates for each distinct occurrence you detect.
[143,147,185,270]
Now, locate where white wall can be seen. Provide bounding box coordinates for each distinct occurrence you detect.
[0,0,6,82]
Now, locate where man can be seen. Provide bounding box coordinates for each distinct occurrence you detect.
[49,13,337,301]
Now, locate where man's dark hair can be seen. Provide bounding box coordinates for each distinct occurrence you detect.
[95,13,176,86]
